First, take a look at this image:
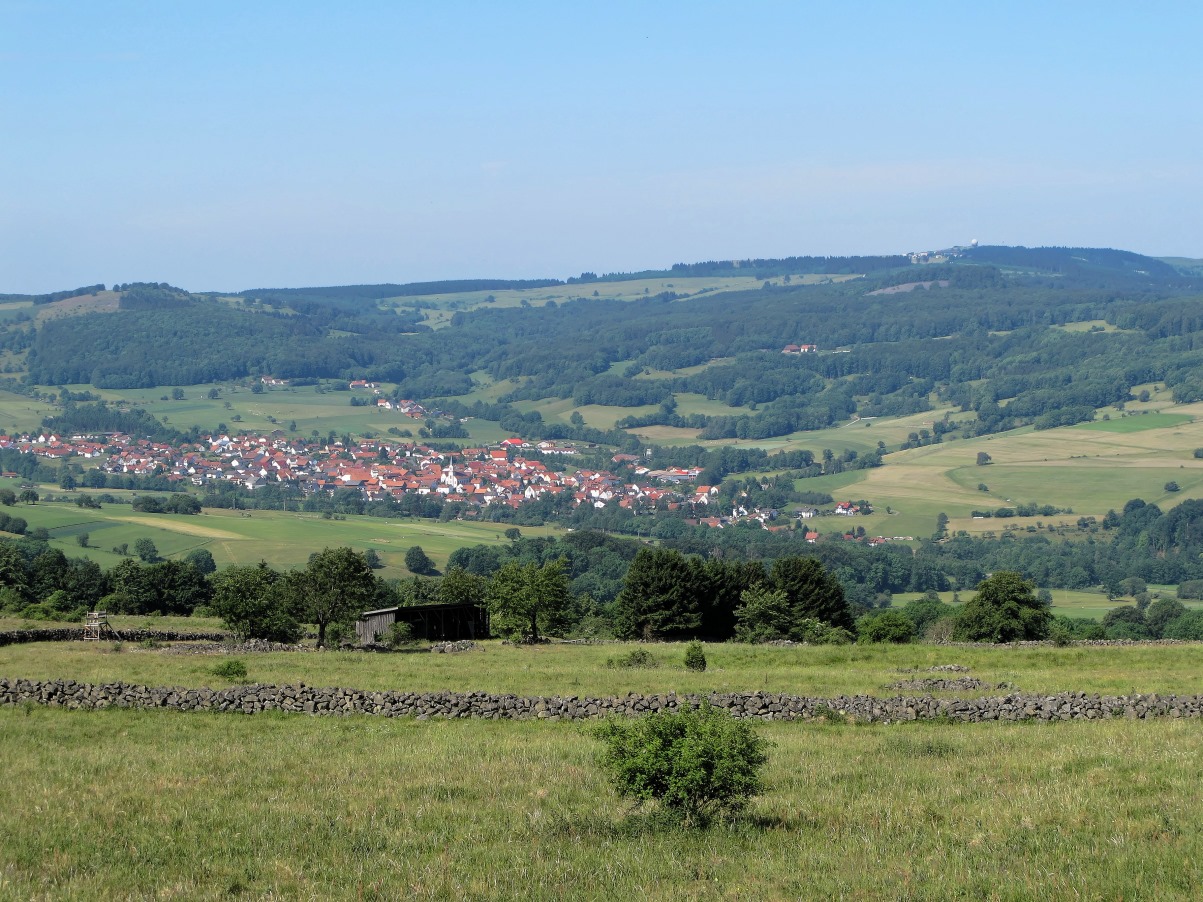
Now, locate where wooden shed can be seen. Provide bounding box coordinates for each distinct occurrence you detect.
[355,603,490,644]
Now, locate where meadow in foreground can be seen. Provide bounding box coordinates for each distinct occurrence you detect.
[0,707,1200,900]
[3,639,1203,698]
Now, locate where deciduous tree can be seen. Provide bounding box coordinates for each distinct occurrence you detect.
[952,571,1051,642]
[486,558,570,642]
[288,547,378,647]
[211,562,300,642]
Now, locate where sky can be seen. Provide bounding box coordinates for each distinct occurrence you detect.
[2,1,1200,293]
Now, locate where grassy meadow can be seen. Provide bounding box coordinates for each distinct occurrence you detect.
[1,675,1202,899]
[0,499,560,578]
[796,402,1203,541]
[5,639,1203,699]
[892,586,1203,622]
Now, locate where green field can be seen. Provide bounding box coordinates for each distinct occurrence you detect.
[2,640,1203,899]
[889,587,1202,622]
[1077,412,1194,432]
[6,639,1203,699]
[1,500,560,578]
[843,403,1203,538]
[388,272,860,329]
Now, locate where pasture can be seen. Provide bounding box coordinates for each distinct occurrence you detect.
[5,639,1203,699]
[1,501,560,578]
[888,587,1201,621]
[2,638,1203,899]
[839,404,1203,539]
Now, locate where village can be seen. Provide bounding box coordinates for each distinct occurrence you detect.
[0,423,886,540]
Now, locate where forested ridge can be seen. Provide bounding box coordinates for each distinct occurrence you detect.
[11,247,1203,441]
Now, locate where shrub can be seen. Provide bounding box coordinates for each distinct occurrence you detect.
[900,598,955,635]
[383,622,416,649]
[1048,622,1073,646]
[570,613,616,640]
[607,648,659,669]
[594,704,770,826]
[683,640,707,672]
[1051,615,1104,641]
[924,616,959,643]
[212,659,248,681]
[1102,605,1148,639]
[1163,610,1203,640]
[857,611,916,644]
[792,617,853,645]
[1177,579,1203,600]
[1145,598,1187,638]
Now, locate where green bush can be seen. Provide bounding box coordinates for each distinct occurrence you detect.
[683,641,707,672]
[383,622,416,649]
[1048,622,1073,646]
[803,620,854,645]
[1145,598,1187,638]
[212,659,248,681]
[1176,579,1203,600]
[606,648,659,669]
[857,611,916,644]
[594,704,770,826]
[1163,610,1203,640]
[952,572,1051,642]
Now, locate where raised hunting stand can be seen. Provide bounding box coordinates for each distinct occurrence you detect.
[83,611,122,641]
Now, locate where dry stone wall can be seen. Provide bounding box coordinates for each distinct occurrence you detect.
[0,628,229,647]
[3,677,1202,724]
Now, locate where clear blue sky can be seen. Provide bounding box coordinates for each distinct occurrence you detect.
[3,1,1200,293]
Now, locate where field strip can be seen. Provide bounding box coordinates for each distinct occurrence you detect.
[107,516,245,540]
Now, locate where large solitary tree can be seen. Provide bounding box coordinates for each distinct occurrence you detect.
[288,547,378,647]
[405,545,436,575]
[485,558,570,642]
[211,562,301,643]
[953,571,1051,642]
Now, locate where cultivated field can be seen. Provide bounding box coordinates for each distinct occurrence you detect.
[0,500,560,578]
[798,403,1203,541]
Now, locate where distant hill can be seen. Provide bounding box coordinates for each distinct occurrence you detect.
[7,246,1203,450]
[963,245,1187,283]
[238,279,564,305]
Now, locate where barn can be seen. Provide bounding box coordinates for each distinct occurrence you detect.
[355,603,490,644]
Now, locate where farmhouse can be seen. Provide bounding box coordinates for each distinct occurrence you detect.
[782,343,817,354]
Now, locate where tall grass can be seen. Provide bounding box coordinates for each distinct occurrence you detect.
[0,707,1200,900]
[4,639,1203,697]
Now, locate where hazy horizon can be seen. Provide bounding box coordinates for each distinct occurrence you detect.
[4,2,1200,294]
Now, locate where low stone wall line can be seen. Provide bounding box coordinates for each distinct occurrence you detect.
[0,628,230,647]
[3,678,1201,723]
